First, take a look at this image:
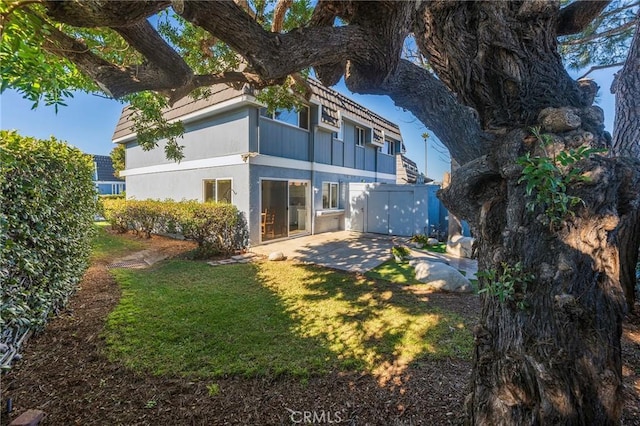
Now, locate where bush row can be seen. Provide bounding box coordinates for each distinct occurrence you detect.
[1,130,97,345]
[100,199,248,257]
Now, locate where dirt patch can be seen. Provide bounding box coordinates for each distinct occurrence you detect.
[1,232,639,425]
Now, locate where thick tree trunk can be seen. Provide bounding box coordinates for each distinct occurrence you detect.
[440,125,639,425]
[611,12,640,311]
[415,2,639,424]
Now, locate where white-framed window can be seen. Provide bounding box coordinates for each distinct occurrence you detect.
[203,179,233,203]
[381,139,395,155]
[355,126,365,146]
[260,106,309,130]
[322,182,339,209]
[112,183,124,195]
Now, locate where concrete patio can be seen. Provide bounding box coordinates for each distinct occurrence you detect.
[250,231,477,277]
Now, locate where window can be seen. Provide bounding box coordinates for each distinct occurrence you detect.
[382,139,395,155]
[322,182,339,209]
[112,183,124,195]
[355,126,365,146]
[260,106,309,130]
[203,179,233,203]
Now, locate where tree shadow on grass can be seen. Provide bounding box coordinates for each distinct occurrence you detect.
[254,261,474,385]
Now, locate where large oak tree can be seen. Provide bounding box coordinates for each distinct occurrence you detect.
[2,1,639,424]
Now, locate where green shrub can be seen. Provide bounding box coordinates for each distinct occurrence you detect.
[0,130,97,342]
[99,193,125,200]
[125,199,165,238]
[177,201,249,257]
[101,198,128,233]
[104,199,248,257]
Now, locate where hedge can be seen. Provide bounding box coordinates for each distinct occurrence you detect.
[101,199,249,257]
[1,130,97,348]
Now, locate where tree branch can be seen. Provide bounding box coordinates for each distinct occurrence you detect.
[43,0,170,27]
[557,0,611,36]
[437,155,501,227]
[356,59,489,165]
[178,1,368,81]
[28,7,257,101]
[309,0,347,86]
[0,0,43,35]
[561,19,636,45]
[113,20,194,89]
[578,62,625,80]
[271,0,292,33]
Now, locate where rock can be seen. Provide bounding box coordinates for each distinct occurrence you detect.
[426,238,439,246]
[8,408,45,426]
[447,236,475,259]
[409,260,472,293]
[539,107,581,133]
[268,251,286,261]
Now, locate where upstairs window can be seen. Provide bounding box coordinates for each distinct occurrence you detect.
[381,139,395,155]
[355,126,366,146]
[260,106,309,130]
[322,182,339,209]
[204,179,233,203]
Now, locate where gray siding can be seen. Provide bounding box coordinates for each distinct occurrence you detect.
[126,108,251,169]
[364,148,376,171]
[343,124,355,148]
[314,130,332,164]
[125,164,250,219]
[377,153,396,175]
[343,137,355,168]
[248,108,260,152]
[259,118,310,160]
[332,140,344,166]
[355,146,365,169]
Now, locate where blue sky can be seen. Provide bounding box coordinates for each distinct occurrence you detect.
[0,68,617,182]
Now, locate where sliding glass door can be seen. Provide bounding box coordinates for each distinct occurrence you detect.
[261,180,309,242]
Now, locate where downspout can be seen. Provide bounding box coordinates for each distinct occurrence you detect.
[310,123,316,236]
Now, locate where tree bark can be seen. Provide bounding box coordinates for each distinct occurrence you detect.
[611,12,640,311]
[420,2,637,424]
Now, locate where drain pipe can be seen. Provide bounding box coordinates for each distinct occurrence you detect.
[310,125,316,236]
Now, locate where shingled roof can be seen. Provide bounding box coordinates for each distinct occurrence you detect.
[307,79,402,142]
[93,155,123,182]
[112,79,402,143]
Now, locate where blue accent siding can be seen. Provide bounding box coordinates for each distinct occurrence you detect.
[355,146,365,169]
[364,148,376,171]
[377,153,395,175]
[332,140,344,166]
[259,118,309,161]
[314,131,332,164]
[343,138,356,169]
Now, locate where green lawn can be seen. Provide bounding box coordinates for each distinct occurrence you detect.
[91,221,145,262]
[366,259,418,284]
[104,259,472,379]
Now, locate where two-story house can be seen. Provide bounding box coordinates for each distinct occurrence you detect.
[112,79,404,245]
